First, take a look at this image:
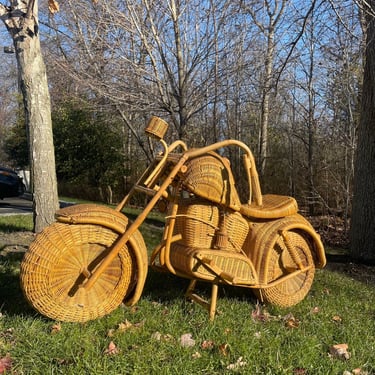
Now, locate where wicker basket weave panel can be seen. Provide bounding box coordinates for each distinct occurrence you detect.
[224,211,249,251]
[169,243,257,284]
[174,199,219,248]
[173,199,249,251]
[21,222,135,322]
[181,154,241,211]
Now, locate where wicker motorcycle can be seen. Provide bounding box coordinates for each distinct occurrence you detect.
[20,117,326,322]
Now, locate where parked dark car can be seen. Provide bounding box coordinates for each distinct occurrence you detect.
[0,167,26,199]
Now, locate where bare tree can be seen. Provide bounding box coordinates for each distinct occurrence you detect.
[239,0,287,179]
[46,0,234,143]
[0,0,59,232]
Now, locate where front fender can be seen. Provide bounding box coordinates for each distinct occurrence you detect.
[55,203,148,306]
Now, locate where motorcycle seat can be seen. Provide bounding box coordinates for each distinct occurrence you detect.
[240,194,298,219]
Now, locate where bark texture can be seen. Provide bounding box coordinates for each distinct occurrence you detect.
[350,1,375,263]
[1,0,59,232]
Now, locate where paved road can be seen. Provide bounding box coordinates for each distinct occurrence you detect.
[0,195,75,216]
[0,196,33,215]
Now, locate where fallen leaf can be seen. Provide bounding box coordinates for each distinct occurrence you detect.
[201,340,214,350]
[118,320,133,332]
[107,329,115,337]
[151,331,161,341]
[151,331,174,342]
[283,313,300,329]
[104,341,119,355]
[0,353,12,374]
[293,368,307,375]
[251,303,271,322]
[227,356,247,370]
[218,343,229,357]
[332,315,342,323]
[51,323,61,334]
[329,343,350,360]
[180,333,195,348]
[311,306,320,314]
[192,351,202,359]
[352,368,364,375]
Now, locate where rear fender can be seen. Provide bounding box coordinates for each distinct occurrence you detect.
[245,213,326,278]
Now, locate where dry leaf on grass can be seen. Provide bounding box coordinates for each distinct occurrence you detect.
[332,315,343,323]
[218,343,230,357]
[343,368,368,375]
[0,353,12,374]
[293,368,307,375]
[201,340,214,350]
[107,319,145,336]
[151,331,174,342]
[51,323,61,334]
[283,313,300,329]
[251,303,272,322]
[226,356,247,370]
[192,351,202,359]
[118,320,133,332]
[180,333,195,348]
[104,341,119,356]
[329,343,350,360]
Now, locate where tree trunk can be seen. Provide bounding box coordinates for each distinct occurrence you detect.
[1,0,59,232]
[350,1,375,263]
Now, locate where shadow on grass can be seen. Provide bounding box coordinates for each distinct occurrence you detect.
[0,253,36,318]
[143,267,256,307]
[0,223,29,233]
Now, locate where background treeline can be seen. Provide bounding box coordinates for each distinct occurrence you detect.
[0,0,363,233]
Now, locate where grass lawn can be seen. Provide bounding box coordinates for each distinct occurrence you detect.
[1,213,375,374]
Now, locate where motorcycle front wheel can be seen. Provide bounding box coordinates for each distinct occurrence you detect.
[254,229,315,307]
[20,222,136,322]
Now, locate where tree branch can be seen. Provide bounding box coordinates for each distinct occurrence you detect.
[275,0,318,88]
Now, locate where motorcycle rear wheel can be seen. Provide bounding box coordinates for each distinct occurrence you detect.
[20,222,136,322]
[254,230,315,307]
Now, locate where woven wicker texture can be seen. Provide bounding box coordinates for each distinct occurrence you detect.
[55,204,149,308]
[240,194,298,219]
[173,198,249,251]
[20,204,147,322]
[21,222,135,322]
[169,243,257,284]
[257,230,314,307]
[243,214,317,307]
[181,153,242,211]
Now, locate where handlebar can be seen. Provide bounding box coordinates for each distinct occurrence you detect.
[145,117,262,206]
